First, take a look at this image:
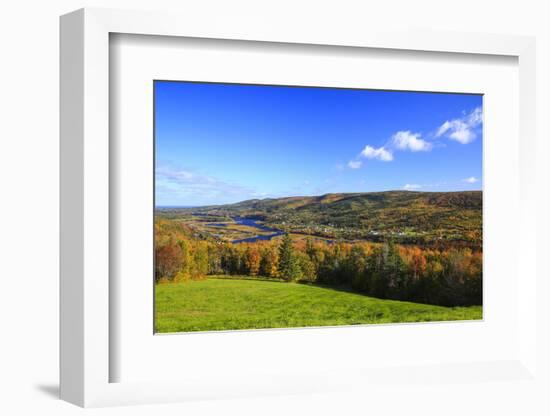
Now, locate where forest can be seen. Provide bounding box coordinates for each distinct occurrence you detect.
[155,217,482,307]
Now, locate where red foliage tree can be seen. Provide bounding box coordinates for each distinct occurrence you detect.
[155,241,183,281]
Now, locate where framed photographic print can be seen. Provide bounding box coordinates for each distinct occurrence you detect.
[60,8,539,408]
[153,81,483,334]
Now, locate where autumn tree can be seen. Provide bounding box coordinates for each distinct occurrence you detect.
[192,241,209,279]
[207,244,223,275]
[295,251,316,282]
[174,239,192,281]
[155,240,183,281]
[244,245,261,276]
[259,245,278,277]
[409,247,427,280]
[305,239,325,276]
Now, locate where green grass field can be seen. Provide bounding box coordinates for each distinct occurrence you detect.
[155,276,482,333]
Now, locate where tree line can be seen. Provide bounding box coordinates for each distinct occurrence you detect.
[155,220,482,307]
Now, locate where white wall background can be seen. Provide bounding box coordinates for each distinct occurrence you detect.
[0,1,548,415]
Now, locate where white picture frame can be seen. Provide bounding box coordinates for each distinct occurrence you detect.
[60,7,538,408]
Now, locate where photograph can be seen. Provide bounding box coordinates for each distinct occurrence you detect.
[154,80,483,333]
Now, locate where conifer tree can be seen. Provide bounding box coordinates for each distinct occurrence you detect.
[278,233,302,281]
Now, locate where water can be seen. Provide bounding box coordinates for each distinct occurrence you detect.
[231,217,284,244]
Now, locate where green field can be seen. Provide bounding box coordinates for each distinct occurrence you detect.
[155,277,482,333]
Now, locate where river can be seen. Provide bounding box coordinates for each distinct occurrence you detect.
[231,217,284,244]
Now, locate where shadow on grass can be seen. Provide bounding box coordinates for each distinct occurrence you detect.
[205,275,482,309]
[208,275,366,297]
[208,275,287,283]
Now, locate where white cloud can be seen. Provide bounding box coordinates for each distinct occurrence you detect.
[360,145,394,161]
[468,106,483,125]
[349,107,481,166]
[347,160,363,169]
[403,183,422,190]
[391,131,432,152]
[436,107,483,144]
[462,176,478,183]
[155,165,256,203]
[351,131,428,168]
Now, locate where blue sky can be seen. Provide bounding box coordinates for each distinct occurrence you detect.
[155,81,482,207]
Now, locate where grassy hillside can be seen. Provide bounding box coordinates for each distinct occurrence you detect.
[155,277,482,333]
[158,190,482,245]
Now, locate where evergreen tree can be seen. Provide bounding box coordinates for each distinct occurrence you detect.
[348,245,368,291]
[384,241,407,298]
[368,245,386,297]
[305,238,316,259]
[278,234,302,281]
[226,246,242,275]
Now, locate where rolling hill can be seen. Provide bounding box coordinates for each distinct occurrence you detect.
[158,191,482,246]
[155,277,482,333]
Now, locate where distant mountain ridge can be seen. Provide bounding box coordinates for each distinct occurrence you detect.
[217,190,482,210]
